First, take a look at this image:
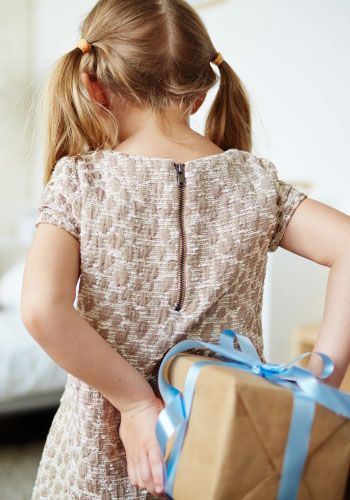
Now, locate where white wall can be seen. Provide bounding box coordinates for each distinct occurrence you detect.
[1,0,349,362]
[31,0,96,79]
[0,0,32,239]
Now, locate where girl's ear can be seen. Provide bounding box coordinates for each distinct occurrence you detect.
[191,92,207,115]
[81,72,109,107]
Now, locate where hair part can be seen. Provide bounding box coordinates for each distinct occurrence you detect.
[42,0,252,185]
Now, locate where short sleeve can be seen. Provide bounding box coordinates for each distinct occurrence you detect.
[258,157,308,252]
[35,156,81,242]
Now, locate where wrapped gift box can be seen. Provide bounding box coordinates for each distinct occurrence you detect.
[161,352,350,500]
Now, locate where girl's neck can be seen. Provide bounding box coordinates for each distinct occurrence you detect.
[109,97,191,142]
[107,97,224,162]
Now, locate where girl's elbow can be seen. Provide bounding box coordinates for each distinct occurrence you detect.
[20,295,54,340]
[21,301,44,339]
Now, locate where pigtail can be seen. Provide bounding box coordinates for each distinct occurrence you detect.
[205,61,252,153]
[42,47,116,185]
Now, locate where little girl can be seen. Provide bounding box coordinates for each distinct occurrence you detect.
[21,0,350,499]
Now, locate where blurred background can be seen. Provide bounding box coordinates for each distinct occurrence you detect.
[0,0,349,498]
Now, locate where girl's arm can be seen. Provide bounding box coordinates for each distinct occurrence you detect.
[21,222,166,496]
[20,222,158,412]
[279,197,350,388]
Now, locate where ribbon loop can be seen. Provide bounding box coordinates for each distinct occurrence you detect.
[262,362,283,372]
[250,365,264,376]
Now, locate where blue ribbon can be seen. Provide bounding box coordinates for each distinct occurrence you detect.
[155,329,350,500]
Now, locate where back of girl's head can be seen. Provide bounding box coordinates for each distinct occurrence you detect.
[43,0,251,184]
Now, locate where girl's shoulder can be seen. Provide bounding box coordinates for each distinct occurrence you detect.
[226,150,283,195]
[233,149,278,178]
[55,150,105,167]
[51,151,107,183]
[60,150,104,169]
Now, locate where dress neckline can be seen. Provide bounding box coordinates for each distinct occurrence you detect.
[103,148,237,166]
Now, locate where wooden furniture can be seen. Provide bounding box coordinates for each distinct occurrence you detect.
[292,324,350,392]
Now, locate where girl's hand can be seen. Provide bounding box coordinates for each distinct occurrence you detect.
[119,396,167,498]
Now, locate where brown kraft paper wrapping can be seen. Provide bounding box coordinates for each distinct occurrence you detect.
[161,353,350,500]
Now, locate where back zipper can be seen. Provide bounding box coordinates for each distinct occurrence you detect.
[174,163,186,311]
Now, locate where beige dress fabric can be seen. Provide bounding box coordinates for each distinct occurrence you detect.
[31,148,307,500]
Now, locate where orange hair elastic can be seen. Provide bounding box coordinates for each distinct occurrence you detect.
[77,39,92,54]
[212,52,224,66]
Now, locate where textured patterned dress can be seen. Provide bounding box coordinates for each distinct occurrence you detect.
[31,148,307,500]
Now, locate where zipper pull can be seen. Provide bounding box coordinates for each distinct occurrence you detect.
[174,163,186,187]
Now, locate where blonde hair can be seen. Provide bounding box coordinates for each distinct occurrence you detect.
[42,0,252,185]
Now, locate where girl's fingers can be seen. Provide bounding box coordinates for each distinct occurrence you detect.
[135,463,146,490]
[148,445,165,494]
[127,458,137,487]
[138,453,155,494]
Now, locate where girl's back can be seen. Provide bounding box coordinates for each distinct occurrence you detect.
[31,145,305,499]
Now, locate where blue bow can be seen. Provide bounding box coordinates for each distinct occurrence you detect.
[155,329,350,500]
